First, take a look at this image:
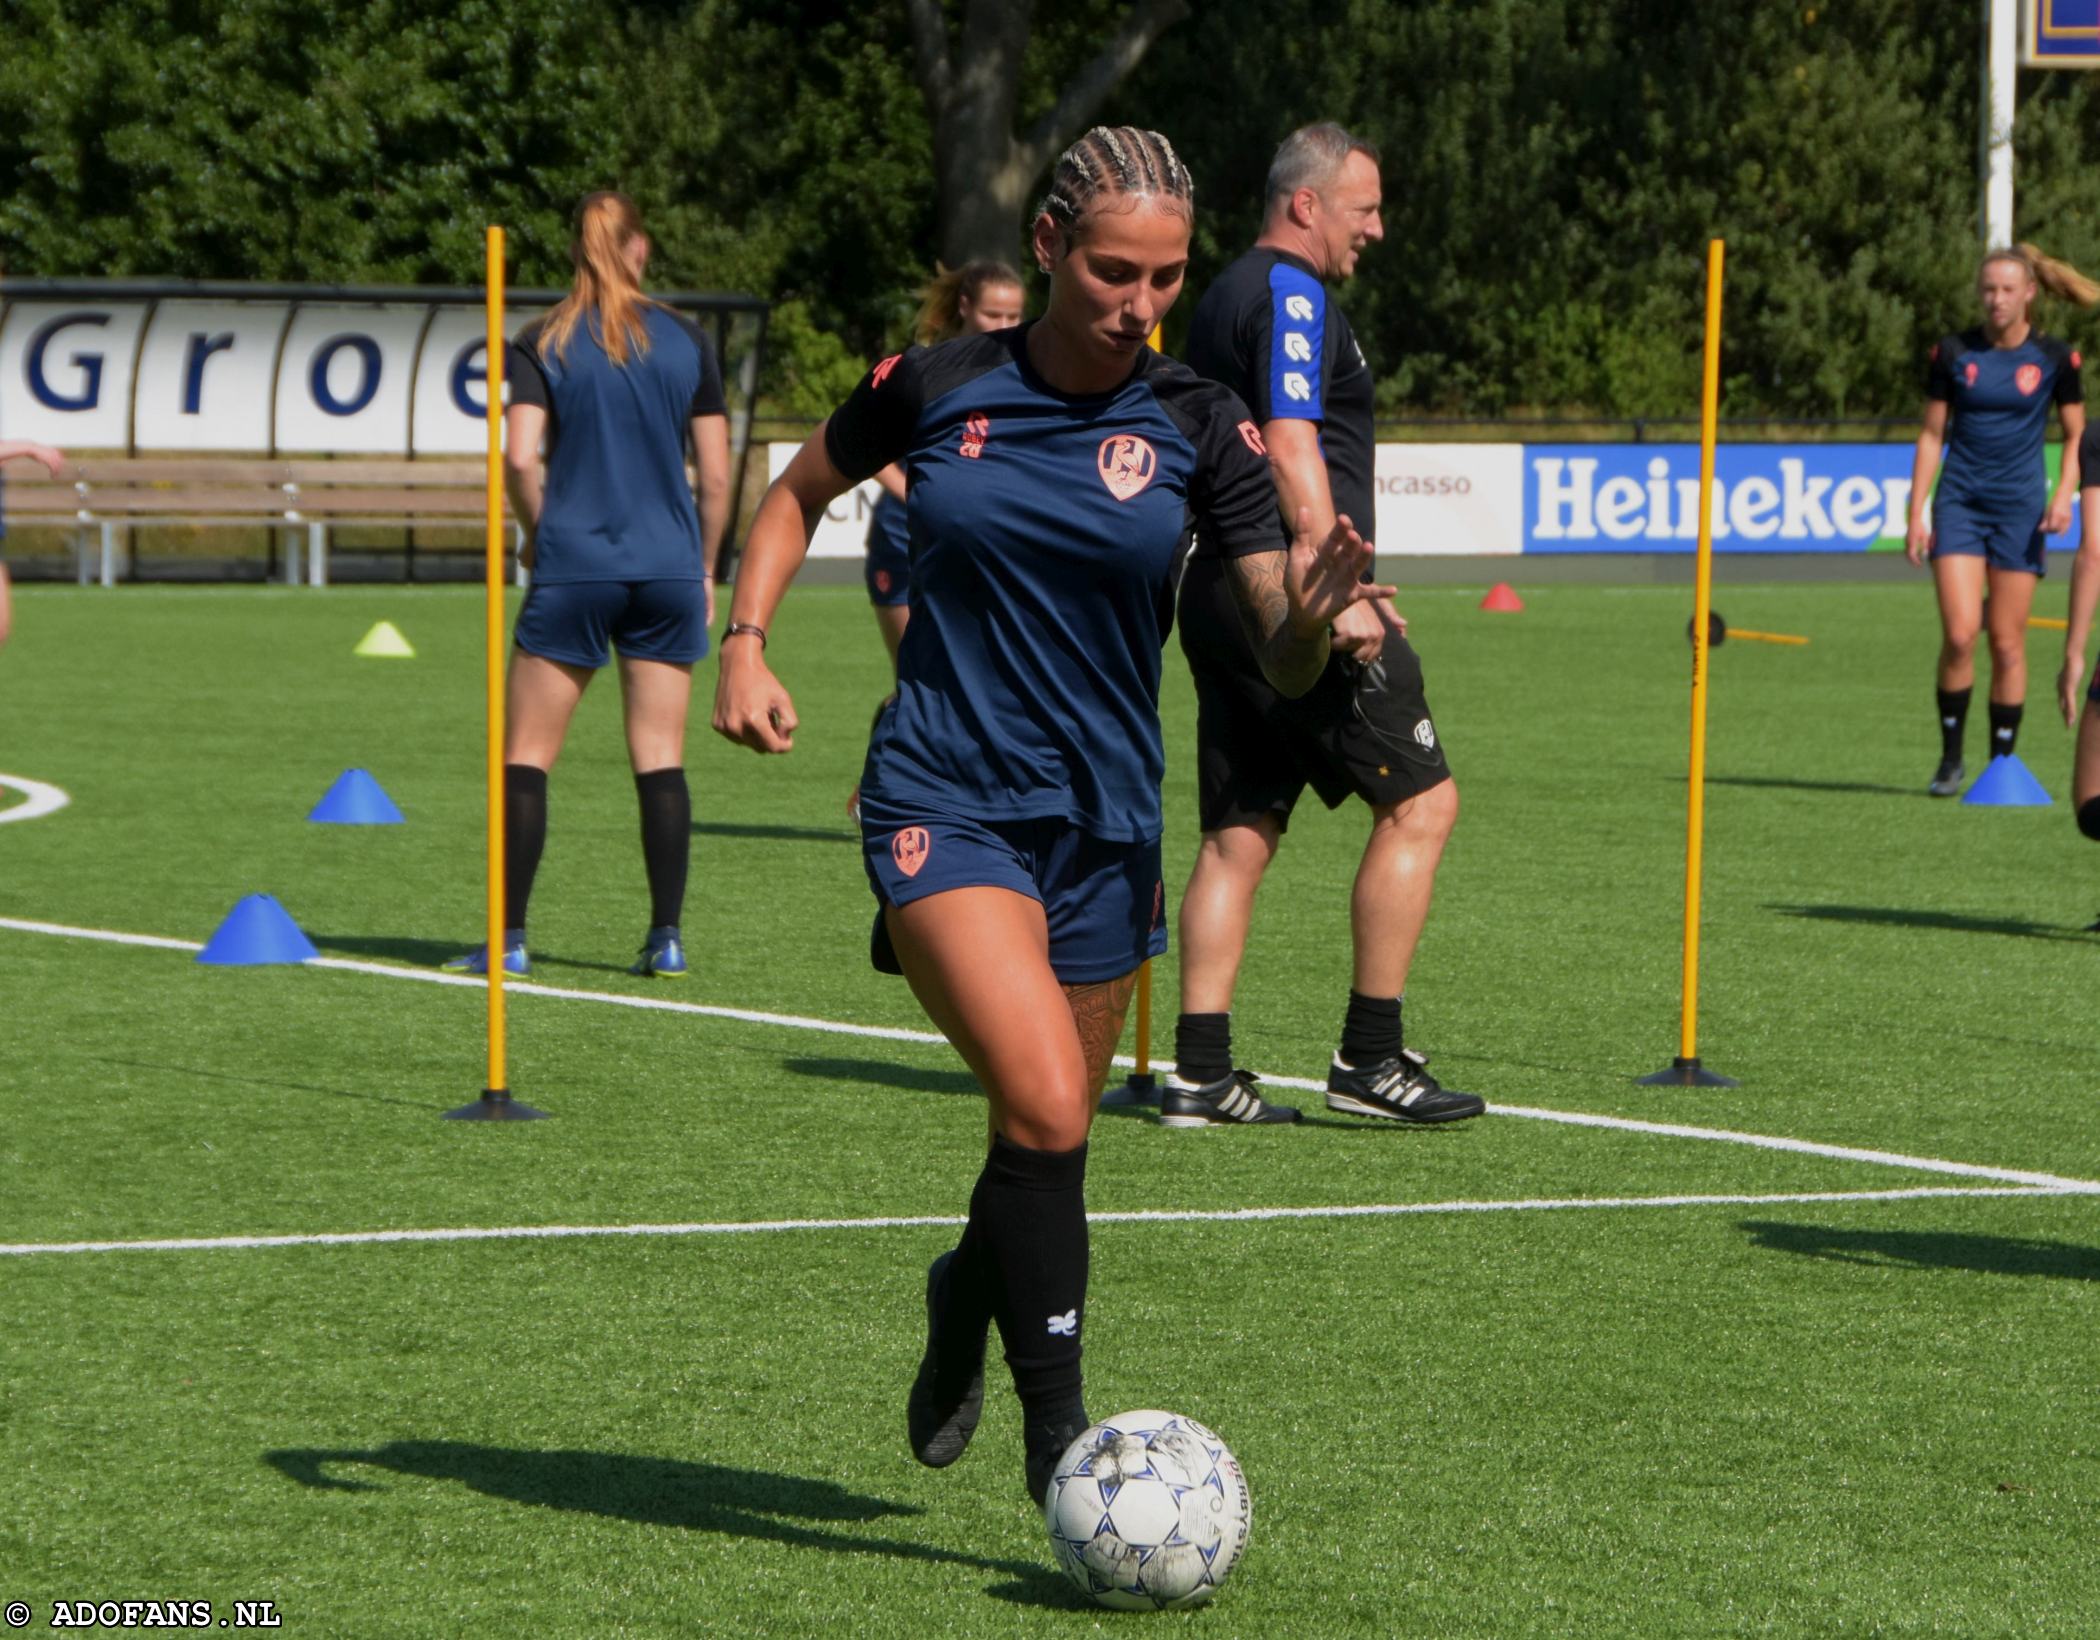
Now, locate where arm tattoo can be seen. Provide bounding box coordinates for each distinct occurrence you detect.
[1063,972,1139,1102]
[1224,551,1329,698]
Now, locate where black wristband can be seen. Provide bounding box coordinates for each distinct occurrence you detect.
[723,621,767,648]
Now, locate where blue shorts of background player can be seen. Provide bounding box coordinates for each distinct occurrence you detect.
[859,795,1166,985]
[1931,496,2048,576]
[513,578,710,668]
[864,539,911,607]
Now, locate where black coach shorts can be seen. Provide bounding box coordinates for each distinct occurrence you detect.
[1178,557,1452,833]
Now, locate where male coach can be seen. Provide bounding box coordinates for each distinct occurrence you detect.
[1161,122,1483,1129]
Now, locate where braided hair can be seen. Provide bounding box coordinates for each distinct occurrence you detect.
[1036,125,1194,239]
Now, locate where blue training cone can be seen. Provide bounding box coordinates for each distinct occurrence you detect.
[1961,753,2053,807]
[197,894,320,965]
[308,767,404,825]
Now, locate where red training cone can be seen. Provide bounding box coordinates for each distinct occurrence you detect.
[1480,581,1524,612]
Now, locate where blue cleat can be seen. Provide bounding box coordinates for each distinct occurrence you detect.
[631,925,687,977]
[442,930,530,977]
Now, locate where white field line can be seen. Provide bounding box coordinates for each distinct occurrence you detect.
[5,913,2100,1198]
[0,1185,2072,1259]
[0,774,70,825]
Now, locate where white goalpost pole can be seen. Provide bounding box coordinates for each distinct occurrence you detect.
[1983,0,2018,247]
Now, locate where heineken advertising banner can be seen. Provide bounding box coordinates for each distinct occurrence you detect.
[1521,443,2079,555]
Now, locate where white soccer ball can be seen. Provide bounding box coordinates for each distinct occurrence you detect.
[1042,1410,1251,1611]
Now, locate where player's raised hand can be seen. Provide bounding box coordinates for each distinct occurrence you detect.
[712,643,798,753]
[1285,509,1397,640]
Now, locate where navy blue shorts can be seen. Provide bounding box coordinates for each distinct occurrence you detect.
[865,540,910,607]
[514,578,709,668]
[1931,497,2047,576]
[859,795,1166,985]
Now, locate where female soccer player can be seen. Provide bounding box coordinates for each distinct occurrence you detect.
[864,261,1025,667]
[851,263,1023,822]
[1907,245,2091,795]
[715,127,1395,1504]
[0,439,67,650]
[445,192,731,978]
[2056,418,2100,875]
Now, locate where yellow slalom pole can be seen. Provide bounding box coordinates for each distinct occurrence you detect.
[1729,630,1809,646]
[1639,239,1738,1090]
[2030,616,2068,632]
[447,225,544,1120]
[485,227,508,1097]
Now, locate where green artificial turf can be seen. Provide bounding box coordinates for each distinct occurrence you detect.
[2,582,2096,1635]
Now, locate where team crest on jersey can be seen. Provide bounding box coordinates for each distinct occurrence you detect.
[960,412,989,459]
[1237,420,1267,456]
[874,569,893,595]
[1415,719,1437,749]
[891,826,931,878]
[1097,434,1157,501]
[1963,360,1979,386]
[2017,362,2043,396]
[871,354,902,389]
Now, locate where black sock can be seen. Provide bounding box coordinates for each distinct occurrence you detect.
[503,763,548,931]
[1937,687,1971,764]
[634,767,690,928]
[965,1135,1088,1427]
[1173,1012,1232,1085]
[1340,991,1402,1067]
[1987,701,2023,760]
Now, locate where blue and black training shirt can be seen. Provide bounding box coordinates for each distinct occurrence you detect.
[1927,328,2082,514]
[508,306,727,583]
[822,324,1286,843]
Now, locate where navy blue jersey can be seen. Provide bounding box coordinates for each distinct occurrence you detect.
[823,325,1284,842]
[508,305,727,583]
[1928,328,2081,512]
[1183,247,1376,542]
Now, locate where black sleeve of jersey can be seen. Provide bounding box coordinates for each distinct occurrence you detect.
[2051,337,2085,406]
[1192,390,1288,559]
[823,348,926,483]
[672,314,729,417]
[1924,335,1960,402]
[507,324,551,411]
[2079,421,2100,485]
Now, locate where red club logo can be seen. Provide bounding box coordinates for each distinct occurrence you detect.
[1964,360,1980,386]
[2017,362,2043,396]
[871,354,902,389]
[891,826,931,878]
[1097,434,1158,501]
[2075,350,2085,369]
[1237,420,1267,456]
[873,569,893,595]
[960,412,989,459]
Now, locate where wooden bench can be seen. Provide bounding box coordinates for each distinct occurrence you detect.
[4,457,509,584]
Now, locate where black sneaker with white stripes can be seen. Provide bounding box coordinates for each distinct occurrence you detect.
[1158,1068,1302,1127]
[1325,1048,1485,1124]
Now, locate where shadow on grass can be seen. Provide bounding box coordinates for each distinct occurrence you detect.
[262,1441,1078,1602]
[92,1056,441,1112]
[779,1054,1159,1123]
[1706,774,1923,799]
[307,931,463,967]
[694,820,859,845]
[308,931,639,979]
[1740,1221,2100,1282]
[783,1054,978,1097]
[1765,904,2095,943]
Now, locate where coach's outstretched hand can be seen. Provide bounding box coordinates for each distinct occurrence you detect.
[1286,509,1399,640]
[713,640,798,753]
